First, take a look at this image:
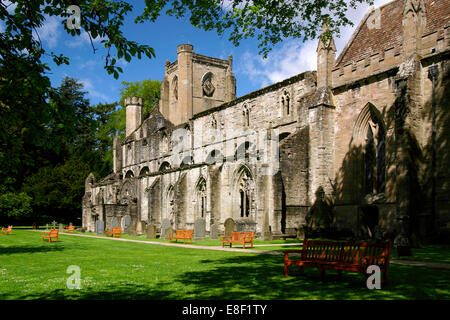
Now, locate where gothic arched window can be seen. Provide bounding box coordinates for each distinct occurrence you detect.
[242,104,249,127]
[354,104,386,196]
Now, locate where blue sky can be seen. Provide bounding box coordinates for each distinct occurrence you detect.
[1,0,392,106]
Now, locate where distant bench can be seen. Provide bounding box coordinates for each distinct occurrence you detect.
[169,230,193,244]
[1,225,12,235]
[284,239,392,284]
[222,232,254,248]
[63,225,75,233]
[42,229,59,242]
[106,227,122,238]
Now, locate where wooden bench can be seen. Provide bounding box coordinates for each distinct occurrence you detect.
[105,227,122,238]
[222,231,255,248]
[63,225,75,233]
[42,229,59,242]
[284,239,392,284]
[169,229,193,244]
[1,225,12,235]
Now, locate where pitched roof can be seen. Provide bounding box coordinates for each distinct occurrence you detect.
[335,0,450,68]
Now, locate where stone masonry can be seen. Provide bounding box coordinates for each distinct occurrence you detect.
[83,0,450,241]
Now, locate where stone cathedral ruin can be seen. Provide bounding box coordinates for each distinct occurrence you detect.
[83,0,450,241]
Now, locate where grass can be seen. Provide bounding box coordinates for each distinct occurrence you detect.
[1,230,449,300]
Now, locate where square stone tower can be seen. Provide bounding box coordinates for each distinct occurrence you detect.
[159,44,236,125]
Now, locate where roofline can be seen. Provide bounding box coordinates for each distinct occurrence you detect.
[335,0,399,67]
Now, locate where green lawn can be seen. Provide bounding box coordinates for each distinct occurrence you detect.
[1,230,449,300]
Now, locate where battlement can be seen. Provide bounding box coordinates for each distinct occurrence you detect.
[332,24,450,88]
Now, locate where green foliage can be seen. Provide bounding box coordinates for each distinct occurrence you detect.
[0,0,369,223]
[137,0,373,57]
[22,156,91,223]
[1,230,450,300]
[0,192,32,220]
[119,79,161,119]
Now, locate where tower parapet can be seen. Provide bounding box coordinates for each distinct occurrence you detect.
[125,96,143,137]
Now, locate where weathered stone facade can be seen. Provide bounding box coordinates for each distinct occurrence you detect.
[83,0,450,241]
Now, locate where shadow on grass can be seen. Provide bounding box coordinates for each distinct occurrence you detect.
[0,244,65,255]
[172,254,450,300]
[0,283,175,300]
[1,253,449,300]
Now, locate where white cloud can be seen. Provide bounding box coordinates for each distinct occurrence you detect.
[66,30,107,48]
[238,0,393,88]
[80,78,111,102]
[2,0,17,13]
[34,16,62,49]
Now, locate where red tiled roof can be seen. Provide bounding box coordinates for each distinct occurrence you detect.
[336,0,450,68]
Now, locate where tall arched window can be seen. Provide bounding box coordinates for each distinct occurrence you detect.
[242,104,249,127]
[239,169,251,218]
[172,76,178,100]
[353,103,386,196]
[281,91,291,116]
[196,178,207,218]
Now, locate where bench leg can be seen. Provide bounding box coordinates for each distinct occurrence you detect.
[319,267,326,282]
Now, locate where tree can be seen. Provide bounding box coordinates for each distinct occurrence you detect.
[92,79,161,173]
[0,190,32,225]
[137,0,373,57]
[1,0,371,221]
[120,79,160,119]
[22,156,91,224]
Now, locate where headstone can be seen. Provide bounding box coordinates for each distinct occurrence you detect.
[224,218,235,236]
[96,220,105,234]
[111,217,119,228]
[262,210,272,241]
[146,224,157,239]
[164,226,173,240]
[160,219,172,239]
[45,224,49,231]
[194,218,206,240]
[139,221,147,236]
[52,220,57,229]
[296,225,306,240]
[123,215,132,233]
[210,224,219,240]
[235,218,256,233]
[59,223,64,232]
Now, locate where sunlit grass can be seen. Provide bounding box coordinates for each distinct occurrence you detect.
[0,230,449,300]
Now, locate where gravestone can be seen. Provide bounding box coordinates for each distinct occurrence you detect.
[59,223,64,232]
[146,224,157,239]
[96,220,105,234]
[210,224,219,240]
[224,218,236,236]
[45,224,49,231]
[52,220,57,229]
[123,215,132,233]
[235,218,256,233]
[139,221,147,236]
[111,217,119,228]
[194,218,206,240]
[160,219,172,239]
[164,226,173,240]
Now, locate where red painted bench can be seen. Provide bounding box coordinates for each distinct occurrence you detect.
[42,229,59,242]
[222,231,254,248]
[1,225,12,235]
[169,230,193,244]
[284,239,392,284]
[106,227,122,238]
[63,225,75,233]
